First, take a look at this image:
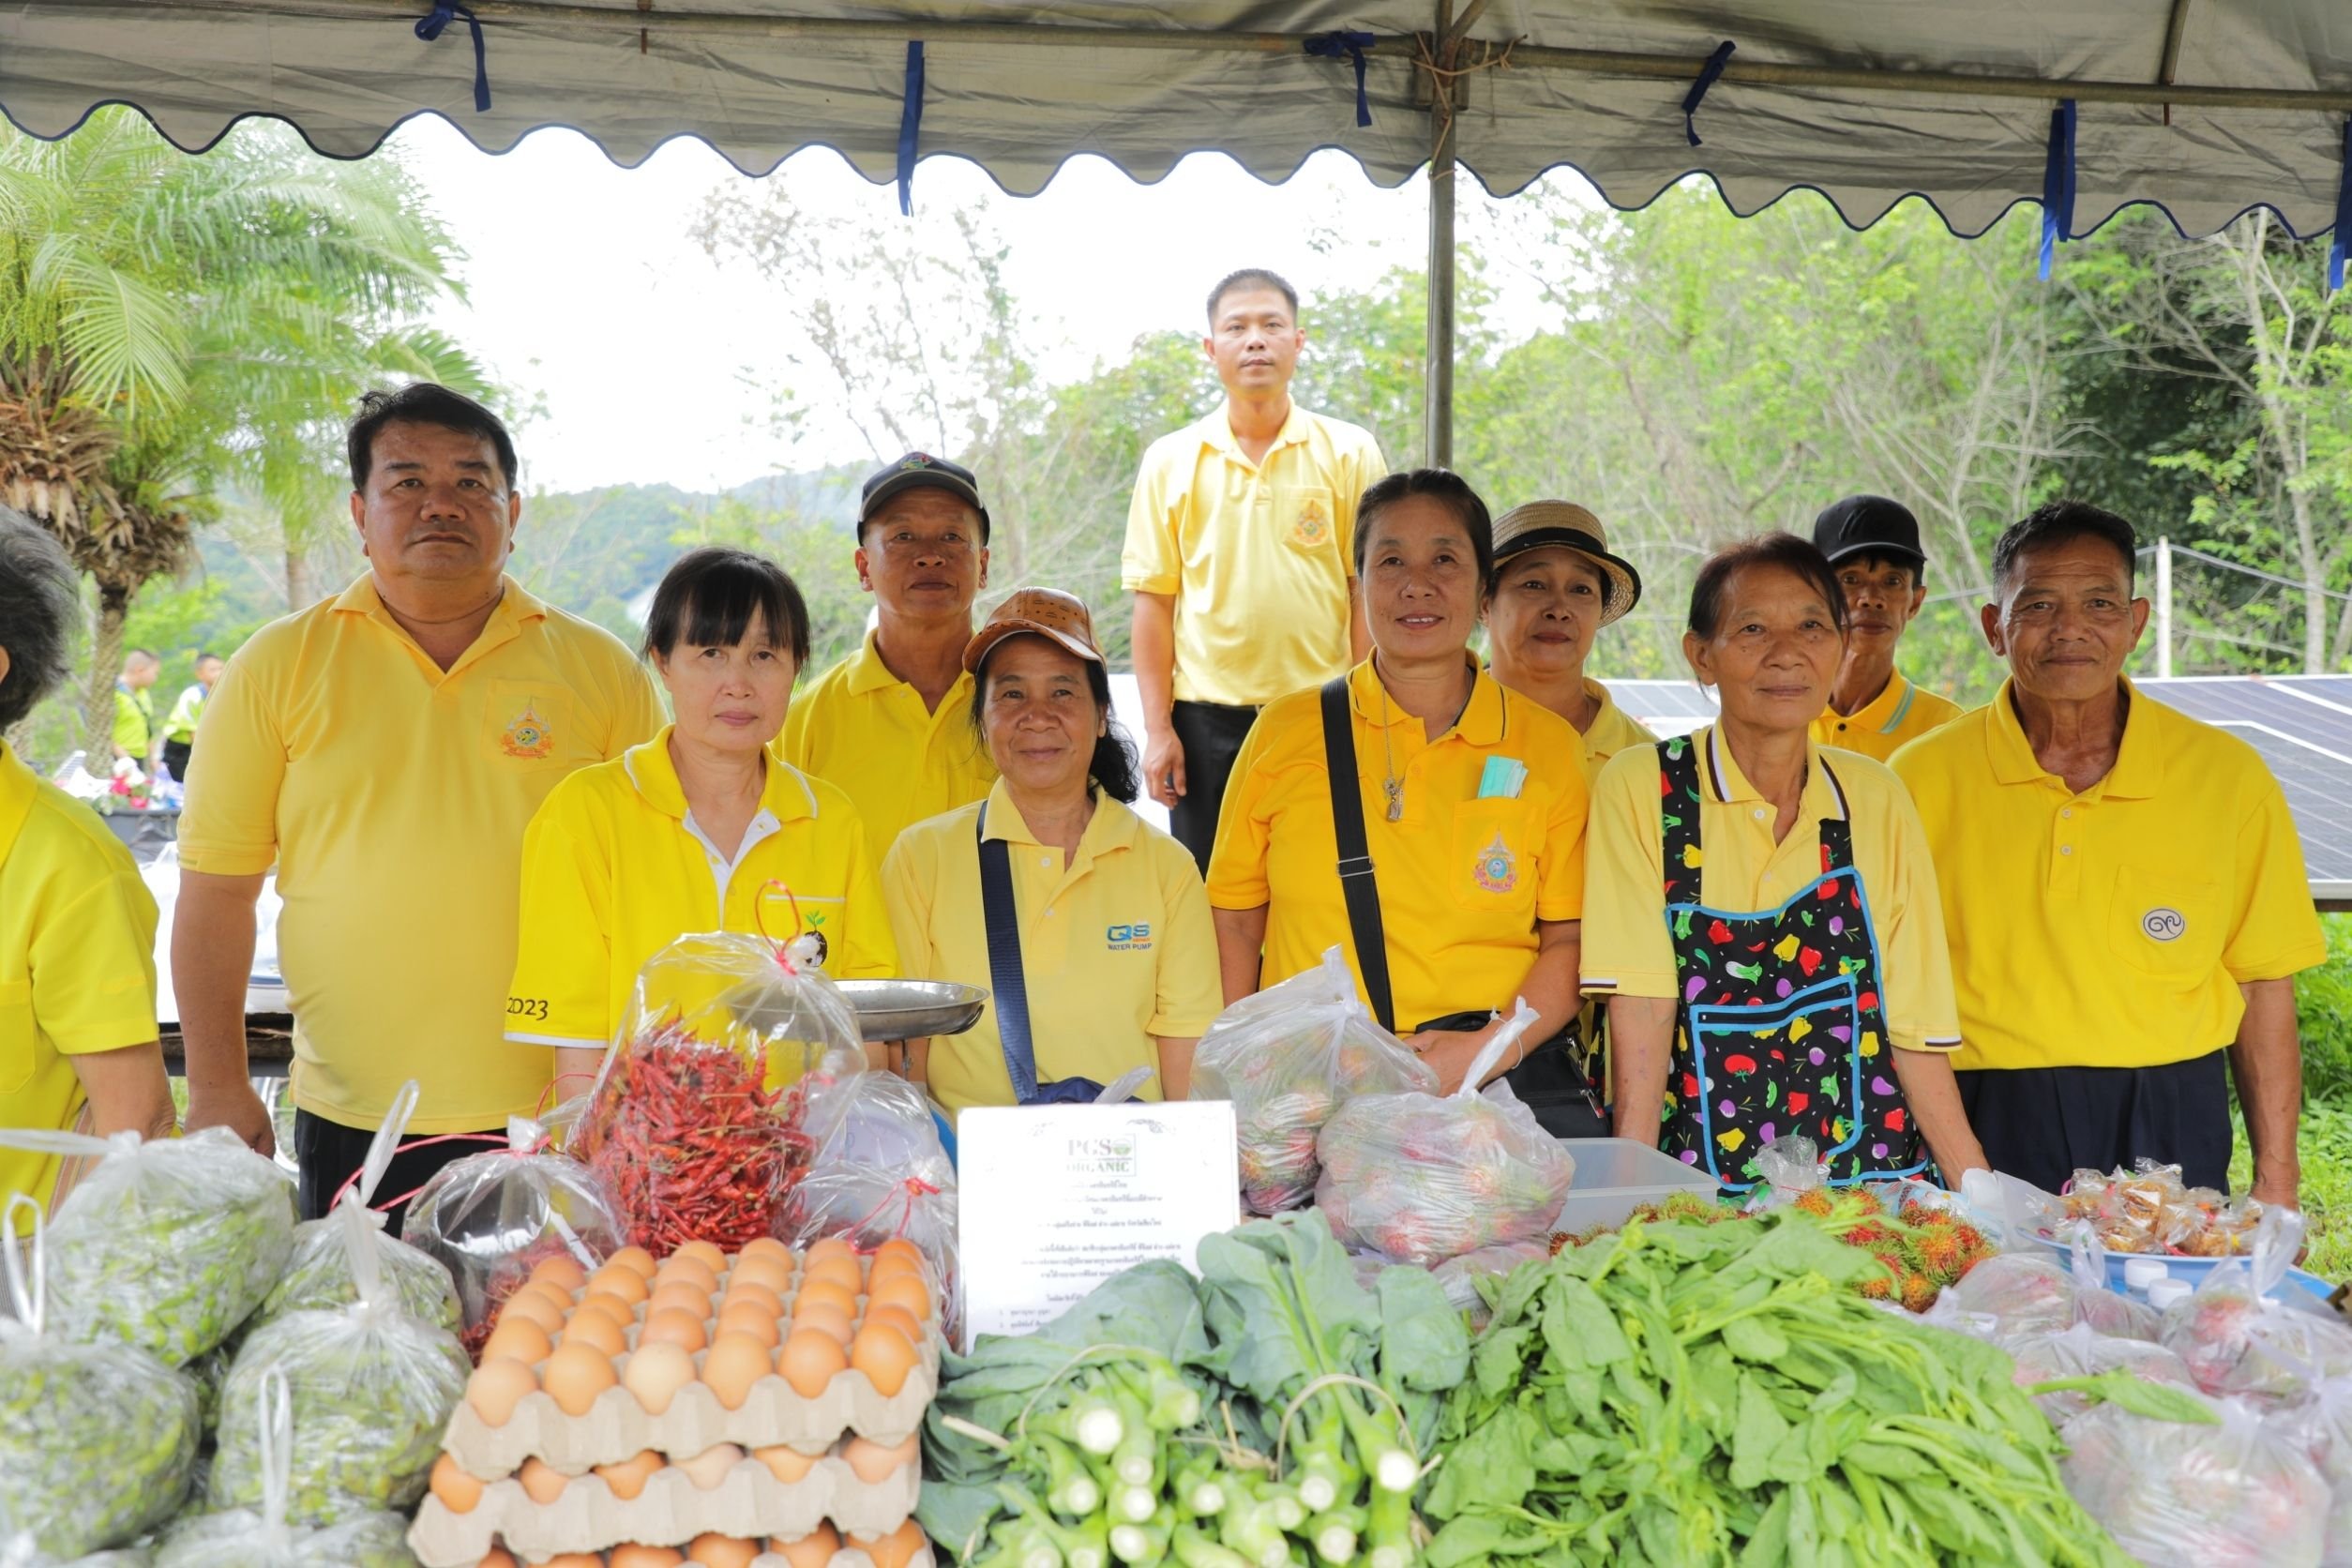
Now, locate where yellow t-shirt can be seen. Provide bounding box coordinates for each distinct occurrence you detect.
[1577,678,1659,785]
[1206,659,1589,1030]
[778,630,996,856]
[1811,671,1965,763]
[508,729,897,1062]
[0,744,159,1214]
[881,782,1222,1116]
[1120,403,1387,707]
[1892,679,2327,1072]
[177,575,665,1133]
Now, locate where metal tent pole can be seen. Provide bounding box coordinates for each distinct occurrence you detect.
[1423,0,1484,469]
[2156,534,2175,677]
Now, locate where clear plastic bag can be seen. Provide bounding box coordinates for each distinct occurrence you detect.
[2060,1395,2328,1568]
[0,1127,294,1367]
[0,1543,155,1568]
[161,1370,418,1567]
[2160,1209,2352,1408]
[2061,1222,2161,1340]
[1928,1251,2078,1338]
[1429,1240,1552,1324]
[1191,947,1437,1215]
[253,1084,460,1334]
[2003,1319,2198,1423]
[399,1114,622,1357]
[570,932,853,1256]
[1313,1002,1576,1267]
[210,1199,470,1525]
[0,1199,199,1559]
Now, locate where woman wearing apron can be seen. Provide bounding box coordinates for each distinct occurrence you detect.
[1580,534,1987,1192]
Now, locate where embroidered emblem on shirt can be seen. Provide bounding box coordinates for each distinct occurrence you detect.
[1472,833,1518,895]
[1291,496,1333,549]
[500,701,554,759]
[2142,907,2186,942]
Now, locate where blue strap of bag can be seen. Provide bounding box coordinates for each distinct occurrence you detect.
[975,802,1044,1102]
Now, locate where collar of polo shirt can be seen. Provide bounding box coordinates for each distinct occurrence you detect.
[1984,676,2163,798]
[622,728,821,825]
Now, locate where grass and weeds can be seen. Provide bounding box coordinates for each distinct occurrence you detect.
[2227,913,2352,1280]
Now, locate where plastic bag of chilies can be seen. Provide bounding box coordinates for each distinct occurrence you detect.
[158,1370,416,1568]
[0,1198,200,1559]
[212,1197,468,1525]
[400,1113,622,1357]
[1190,947,1439,1215]
[1314,1001,1575,1267]
[2060,1393,2328,1568]
[2161,1207,2352,1409]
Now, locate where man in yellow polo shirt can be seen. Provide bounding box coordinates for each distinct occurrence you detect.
[175,384,663,1220]
[1893,501,2326,1201]
[780,452,996,853]
[1809,495,1964,761]
[1124,267,1387,869]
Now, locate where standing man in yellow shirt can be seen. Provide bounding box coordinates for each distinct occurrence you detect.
[1893,502,2326,1201]
[174,384,664,1220]
[780,452,996,854]
[1124,268,1387,869]
[1808,495,1964,761]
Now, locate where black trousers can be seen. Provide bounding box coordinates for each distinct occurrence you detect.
[160,737,193,781]
[1168,699,1261,872]
[1955,1050,2234,1194]
[293,1107,505,1229]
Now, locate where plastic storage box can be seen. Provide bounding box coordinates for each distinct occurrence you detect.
[1548,1138,1722,1234]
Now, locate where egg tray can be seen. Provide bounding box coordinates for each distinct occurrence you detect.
[408,1451,921,1566]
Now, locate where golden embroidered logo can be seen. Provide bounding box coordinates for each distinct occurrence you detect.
[1472,832,1518,895]
[500,701,554,760]
[1291,496,1332,549]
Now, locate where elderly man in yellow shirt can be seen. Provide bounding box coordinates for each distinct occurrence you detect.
[174,384,664,1220]
[1124,267,1387,870]
[0,512,175,1223]
[1894,502,2326,1203]
[779,452,997,855]
[1808,496,1964,761]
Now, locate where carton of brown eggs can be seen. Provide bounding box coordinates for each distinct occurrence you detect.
[452,1522,933,1568]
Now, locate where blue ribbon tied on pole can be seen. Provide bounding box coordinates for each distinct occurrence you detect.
[1304,30,1377,128]
[2329,118,2352,295]
[2040,98,2077,281]
[1681,40,1736,146]
[898,40,926,217]
[415,3,491,113]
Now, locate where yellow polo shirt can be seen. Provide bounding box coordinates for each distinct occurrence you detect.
[1580,727,1961,1056]
[0,744,159,1217]
[1206,659,1588,1030]
[1577,678,1658,784]
[1120,403,1387,707]
[778,630,996,854]
[881,782,1221,1116]
[178,575,664,1133]
[508,730,897,1063]
[1811,671,1964,762]
[1892,679,2326,1072]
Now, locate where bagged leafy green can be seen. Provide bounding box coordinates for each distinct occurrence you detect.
[208,1200,468,1526]
[0,1544,156,1568]
[0,1127,294,1367]
[0,1197,199,1558]
[161,1370,417,1567]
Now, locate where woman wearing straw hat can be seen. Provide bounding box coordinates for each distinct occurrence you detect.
[1483,501,1656,783]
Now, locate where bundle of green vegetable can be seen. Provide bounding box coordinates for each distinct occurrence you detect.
[922,1211,1465,1568]
[163,1370,419,1568]
[1425,1206,2162,1567]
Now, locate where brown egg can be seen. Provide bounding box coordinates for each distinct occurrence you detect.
[726,1256,793,1297]
[868,1272,931,1323]
[770,1525,839,1568]
[851,1321,918,1397]
[476,1553,519,1568]
[852,1520,929,1568]
[687,1536,760,1568]
[534,1556,603,1568]
[872,1237,925,1273]
[575,1289,639,1328]
[511,1277,577,1315]
[720,1278,784,1318]
[587,1263,652,1305]
[867,1250,926,1289]
[594,1448,664,1501]
[649,1280,715,1321]
[673,1238,728,1274]
[464,1357,538,1426]
[430,1453,485,1513]
[558,1309,627,1357]
[481,1316,554,1368]
[541,1341,618,1416]
[800,1252,864,1296]
[701,1330,775,1411]
[715,1302,781,1349]
[605,1244,658,1278]
[641,1305,709,1355]
[777,1327,849,1397]
[530,1255,589,1292]
[610,1548,686,1568]
[787,1300,854,1348]
[495,1289,565,1337]
[737,1236,795,1269]
[860,1304,924,1347]
[655,1255,720,1295]
[805,1235,855,1265]
[519,1456,569,1504]
[752,1443,819,1483]
[792,1277,859,1319]
[843,1433,919,1484]
[621,1339,698,1415]
[676,1442,744,1491]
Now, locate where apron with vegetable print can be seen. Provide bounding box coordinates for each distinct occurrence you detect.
[1654,733,1930,1193]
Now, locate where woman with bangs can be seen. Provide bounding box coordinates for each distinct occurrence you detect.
[507,547,897,1090]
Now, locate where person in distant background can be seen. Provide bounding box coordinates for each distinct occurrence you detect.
[159,651,224,782]
[112,648,159,767]
[780,453,997,857]
[1123,267,1387,870]
[1808,495,1964,761]
[0,509,175,1224]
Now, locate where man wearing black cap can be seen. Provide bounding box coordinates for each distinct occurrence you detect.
[1808,494,1965,762]
[779,452,998,855]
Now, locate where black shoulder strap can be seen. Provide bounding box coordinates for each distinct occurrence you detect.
[1319,676,1395,1033]
[975,803,1042,1102]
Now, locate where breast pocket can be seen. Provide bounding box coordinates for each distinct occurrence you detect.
[1450,799,1539,916]
[2109,866,2224,980]
[1276,484,1340,559]
[479,678,580,770]
[0,978,37,1095]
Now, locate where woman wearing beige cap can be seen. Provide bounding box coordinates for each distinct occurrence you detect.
[880,588,1222,1116]
[1483,501,1656,782]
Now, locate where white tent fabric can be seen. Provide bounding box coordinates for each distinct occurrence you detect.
[4,1,2349,238]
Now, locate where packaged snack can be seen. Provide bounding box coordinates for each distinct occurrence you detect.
[212,1199,471,1524]
[2160,1209,2352,1408]
[0,1198,200,1558]
[0,1126,294,1367]
[2060,1395,2327,1568]
[2003,1320,2198,1423]
[1190,947,1439,1215]
[159,1370,418,1567]
[1313,1002,1575,1267]
[2054,1158,2265,1257]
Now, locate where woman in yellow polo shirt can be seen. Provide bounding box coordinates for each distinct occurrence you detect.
[509,547,896,1090]
[1483,500,1657,784]
[881,589,1220,1116]
[0,511,175,1219]
[1581,532,1986,1195]
[1205,469,1596,1132]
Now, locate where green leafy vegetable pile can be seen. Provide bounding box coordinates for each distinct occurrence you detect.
[152,1504,418,1567]
[0,1333,199,1558]
[253,1217,460,1334]
[1425,1207,2145,1567]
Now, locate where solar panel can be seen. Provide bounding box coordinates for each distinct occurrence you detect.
[1606,678,1720,735]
